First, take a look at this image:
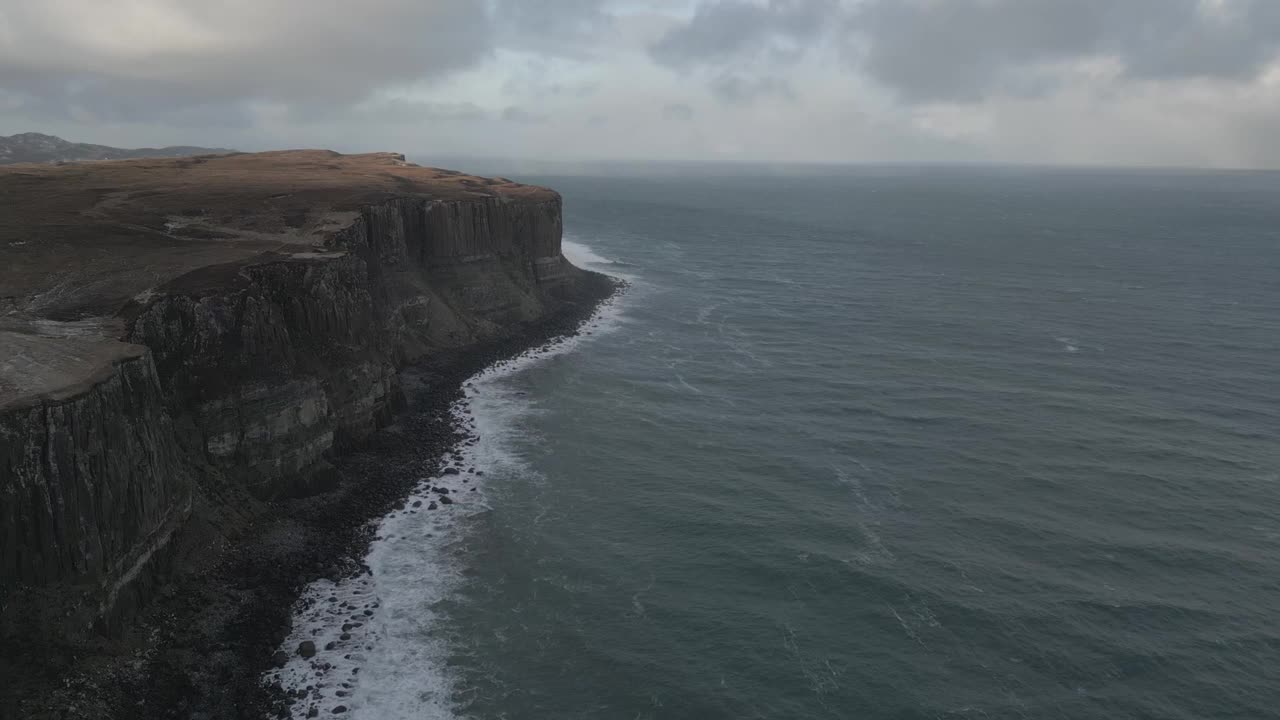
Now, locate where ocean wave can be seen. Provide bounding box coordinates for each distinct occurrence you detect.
[563,236,639,274]
[264,241,630,719]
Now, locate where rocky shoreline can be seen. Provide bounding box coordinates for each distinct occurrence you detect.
[0,150,621,718]
[18,271,622,720]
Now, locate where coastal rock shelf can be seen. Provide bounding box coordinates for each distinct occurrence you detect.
[0,151,603,663]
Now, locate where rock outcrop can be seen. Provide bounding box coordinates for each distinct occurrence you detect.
[0,150,603,648]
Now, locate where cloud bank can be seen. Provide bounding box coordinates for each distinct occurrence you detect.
[2,0,1279,168]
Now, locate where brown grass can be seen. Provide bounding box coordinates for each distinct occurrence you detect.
[0,150,556,318]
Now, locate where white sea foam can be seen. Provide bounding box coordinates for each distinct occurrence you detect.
[564,236,640,281]
[562,237,610,266]
[265,241,629,719]
[1055,336,1104,353]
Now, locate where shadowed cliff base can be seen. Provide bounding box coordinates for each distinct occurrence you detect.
[0,149,620,718]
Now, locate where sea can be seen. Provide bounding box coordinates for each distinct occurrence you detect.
[270,166,1280,719]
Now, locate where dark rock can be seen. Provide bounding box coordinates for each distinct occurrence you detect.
[428,502,438,510]
[440,496,454,505]
[333,706,348,715]
[298,641,317,658]
[273,651,290,668]
[443,467,461,476]
[0,154,623,716]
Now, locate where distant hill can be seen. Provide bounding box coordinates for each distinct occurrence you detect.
[0,132,233,165]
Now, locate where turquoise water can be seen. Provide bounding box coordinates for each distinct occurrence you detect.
[283,168,1280,719]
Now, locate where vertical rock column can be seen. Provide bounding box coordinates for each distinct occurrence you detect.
[0,350,191,630]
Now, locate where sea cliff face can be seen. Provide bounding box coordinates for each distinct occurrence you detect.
[122,196,574,499]
[0,151,609,682]
[0,346,190,621]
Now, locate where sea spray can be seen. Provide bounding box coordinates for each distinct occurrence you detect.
[265,243,629,719]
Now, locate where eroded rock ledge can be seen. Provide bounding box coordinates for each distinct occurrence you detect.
[0,150,614,715]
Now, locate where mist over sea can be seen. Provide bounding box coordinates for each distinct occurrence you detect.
[276,167,1280,719]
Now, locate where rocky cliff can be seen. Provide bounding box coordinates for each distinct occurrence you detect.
[0,151,613,708]
[0,326,190,633]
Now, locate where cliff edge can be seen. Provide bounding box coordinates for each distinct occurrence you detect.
[0,150,616,717]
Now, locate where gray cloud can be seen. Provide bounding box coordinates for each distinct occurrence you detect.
[710,75,796,105]
[662,103,695,121]
[492,0,615,56]
[649,0,836,69]
[357,100,488,124]
[649,0,1280,104]
[3,0,1280,168]
[0,84,257,127]
[0,1,492,116]
[0,0,622,129]
[1118,1,1280,81]
[852,0,1280,102]
[502,106,548,124]
[503,77,599,99]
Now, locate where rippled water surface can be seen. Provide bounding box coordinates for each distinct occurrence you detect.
[280,168,1280,719]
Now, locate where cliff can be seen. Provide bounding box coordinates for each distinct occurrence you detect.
[0,150,613,714]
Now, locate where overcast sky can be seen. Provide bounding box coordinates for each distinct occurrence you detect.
[3,0,1280,168]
